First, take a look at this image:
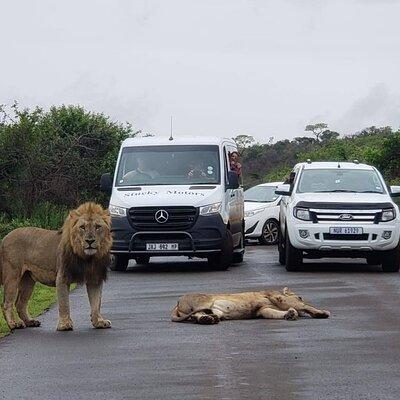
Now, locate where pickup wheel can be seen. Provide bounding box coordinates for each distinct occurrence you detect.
[381,243,400,272]
[110,255,130,272]
[208,231,234,270]
[285,233,302,271]
[278,228,286,265]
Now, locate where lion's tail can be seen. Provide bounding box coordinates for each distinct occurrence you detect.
[171,304,213,323]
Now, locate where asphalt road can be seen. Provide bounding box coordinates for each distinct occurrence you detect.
[1,245,400,400]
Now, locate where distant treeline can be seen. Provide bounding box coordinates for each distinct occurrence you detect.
[236,127,400,188]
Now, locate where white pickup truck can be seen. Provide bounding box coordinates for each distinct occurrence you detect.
[276,161,400,272]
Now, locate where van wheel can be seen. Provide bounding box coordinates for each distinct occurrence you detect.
[208,231,234,270]
[285,233,302,271]
[259,220,279,245]
[135,256,150,265]
[278,229,286,265]
[381,243,400,272]
[233,228,245,264]
[110,255,130,272]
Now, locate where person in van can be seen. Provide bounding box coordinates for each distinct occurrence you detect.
[229,151,242,177]
[123,154,160,183]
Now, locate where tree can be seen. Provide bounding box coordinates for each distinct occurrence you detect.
[0,104,133,213]
[305,123,328,141]
[232,134,255,151]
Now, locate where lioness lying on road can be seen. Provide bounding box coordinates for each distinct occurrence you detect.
[171,287,330,324]
[0,202,112,331]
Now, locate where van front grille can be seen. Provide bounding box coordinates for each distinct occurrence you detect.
[128,206,198,231]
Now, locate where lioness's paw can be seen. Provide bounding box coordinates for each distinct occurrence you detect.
[198,315,217,325]
[92,318,112,329]
[314,310,330,319]
[25,319,41,328]
[57,319,74,331]
[284,308,299,321]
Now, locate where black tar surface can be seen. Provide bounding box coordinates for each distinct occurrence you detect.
[1,245,399,400]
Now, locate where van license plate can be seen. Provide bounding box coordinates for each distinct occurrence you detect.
[146,243,179,251]
[329,227,363,235]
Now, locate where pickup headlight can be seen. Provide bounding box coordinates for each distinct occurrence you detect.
[245,207,266,218]
[381,208,396,222]
[293,207,312,221]
[109,204,127,217]
[200,202,222,216]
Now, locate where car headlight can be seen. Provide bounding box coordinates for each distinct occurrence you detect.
[109,204,127,217]
[200,202,222,216]
[381,208,396,222]
[293,207,312,221]
[245,207,266,218]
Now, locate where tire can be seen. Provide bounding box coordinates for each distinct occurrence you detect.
[285,233,302,272]
[366,254,381,266]
[259,219,279,245]
[278,228,286,265]
[381,243,400,272]
[109,254,130,272]
[208,230,234,270]
[135,256,150,265]
[233,227,245,264]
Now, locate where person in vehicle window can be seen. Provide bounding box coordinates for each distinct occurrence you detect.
[229,151,242,176]
[123,155,160,183]
[187,161,207,179]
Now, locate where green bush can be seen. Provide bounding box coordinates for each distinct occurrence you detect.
[0,104,132,214]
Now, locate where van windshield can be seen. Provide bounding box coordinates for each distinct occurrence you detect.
[116,145,220,186]
[297,169,386,194]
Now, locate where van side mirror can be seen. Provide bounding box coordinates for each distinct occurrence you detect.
[390,185,400,198]
[226,171,240,190]
[275,184,292,196]
[100,173,113,194]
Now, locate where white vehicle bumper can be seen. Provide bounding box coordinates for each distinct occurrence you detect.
[245,215,264,238]
[287,220,400,252]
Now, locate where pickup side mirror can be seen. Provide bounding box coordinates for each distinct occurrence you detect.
[100,173,113,194]
[226,171,240,190]
[390,185,400,198]
[275,184,292,196]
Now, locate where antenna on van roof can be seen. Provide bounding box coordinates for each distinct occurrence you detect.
[169,116,173,141]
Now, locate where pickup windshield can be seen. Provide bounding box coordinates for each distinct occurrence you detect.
[244,186,279,202]
[297,169,386,194]
[116,145,220,186]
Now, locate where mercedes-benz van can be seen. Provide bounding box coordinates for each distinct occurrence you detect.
[101,136,245,271]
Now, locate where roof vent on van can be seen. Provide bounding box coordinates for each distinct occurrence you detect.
[353,159,359,164]
[306,159,312,164]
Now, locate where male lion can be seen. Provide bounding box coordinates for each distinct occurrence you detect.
[171,287,330,324]
[0,202,112,331]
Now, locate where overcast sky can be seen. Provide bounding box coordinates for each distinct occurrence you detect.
[1,0,400,142]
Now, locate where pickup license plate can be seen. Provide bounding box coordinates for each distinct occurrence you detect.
[146,243,179,251]
[329,227,363,235]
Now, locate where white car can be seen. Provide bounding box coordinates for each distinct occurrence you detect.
[277,161,400,272]
[244,182,283,244]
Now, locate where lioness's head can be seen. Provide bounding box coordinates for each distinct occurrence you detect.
[62,202,112,259]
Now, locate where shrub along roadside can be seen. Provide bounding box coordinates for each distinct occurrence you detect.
[0,203,70,338]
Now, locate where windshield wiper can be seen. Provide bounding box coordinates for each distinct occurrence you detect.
[315,190,357,193]
[360,190,383,194]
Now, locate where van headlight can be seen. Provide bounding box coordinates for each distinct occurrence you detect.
[245,207,266,218]
[200,202,222,216]
[109,204,127,217]
[381,208,396,222]
[293,207,312,221]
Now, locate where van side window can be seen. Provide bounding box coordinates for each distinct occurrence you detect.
[227,146,242,186]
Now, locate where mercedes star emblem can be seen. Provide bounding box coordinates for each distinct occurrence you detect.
[155,209,169,224]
